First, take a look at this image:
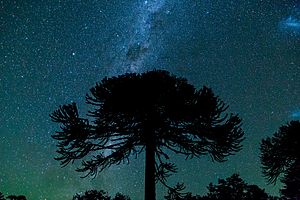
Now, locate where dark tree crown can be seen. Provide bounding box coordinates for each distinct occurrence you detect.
[260,120,300,184]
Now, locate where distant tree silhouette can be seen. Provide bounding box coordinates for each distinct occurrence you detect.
[17,196,26,200]
[6,195,27,200]
[6,195,17,200]
[203,174,269,200]
[72,190,110,200]
[165,174,276,200]
[72,190,131,200]
[260,121,300,199]
[50,70,244,200]
[112,193,131,200]
[0,193,5,200]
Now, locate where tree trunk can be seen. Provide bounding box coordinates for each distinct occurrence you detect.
[145,142,156,200]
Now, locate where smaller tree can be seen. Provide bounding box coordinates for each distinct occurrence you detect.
[260,120,300,199]
[204,174,269,200]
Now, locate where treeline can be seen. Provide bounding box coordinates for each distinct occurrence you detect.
[71,173,286,200]
[0,173,286,200]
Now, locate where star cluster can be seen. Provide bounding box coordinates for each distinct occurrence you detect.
[1,0,300,199]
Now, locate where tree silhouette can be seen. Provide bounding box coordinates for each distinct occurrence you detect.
[6,196,27,200]
[112,193,131,200]
[72,190,131,200]
[72,190,110,200]
[165,174,278,200]
[281,160,300,199]
[0,193,5,200]
[260,120,300,199]
[204,174,269,200]
[6,195,17,200]
[50,70,244,200]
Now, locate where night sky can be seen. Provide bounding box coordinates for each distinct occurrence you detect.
[1,0,300,199]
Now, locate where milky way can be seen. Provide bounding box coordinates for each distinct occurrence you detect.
[109,0,168,74]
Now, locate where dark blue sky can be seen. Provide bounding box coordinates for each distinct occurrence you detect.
[1,0,300,199]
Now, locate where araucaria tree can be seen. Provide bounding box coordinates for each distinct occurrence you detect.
[260,120,300,199]
[50,70,244,200]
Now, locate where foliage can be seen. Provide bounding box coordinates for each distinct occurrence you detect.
[72,190,130,200]
[204,174,269,200]
[51,70,244,200]
[112,193,131,200]
[280,160,300,199]
[0,193,5,200]
[72,190,110,200]
[260,120,300,199]
[165,174,277,200]
[6,195,27,200]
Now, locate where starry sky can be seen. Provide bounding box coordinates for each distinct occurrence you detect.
[1,0,300,199]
